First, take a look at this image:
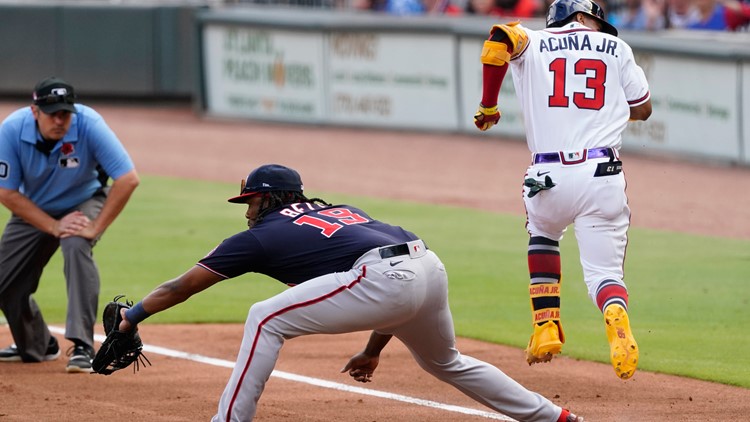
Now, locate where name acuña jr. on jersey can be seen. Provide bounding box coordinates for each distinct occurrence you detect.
[539,32,619,57]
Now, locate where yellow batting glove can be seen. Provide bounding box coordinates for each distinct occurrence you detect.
[473,104,501,131]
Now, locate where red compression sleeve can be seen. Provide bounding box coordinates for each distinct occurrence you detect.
[481,63,508,108]
[480,40,512,107]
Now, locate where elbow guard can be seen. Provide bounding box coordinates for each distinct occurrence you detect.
[481,41,511,66]
[485,21,530,63]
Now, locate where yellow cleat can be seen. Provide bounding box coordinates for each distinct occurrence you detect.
[525,320,564,365]
[604,304,639,380]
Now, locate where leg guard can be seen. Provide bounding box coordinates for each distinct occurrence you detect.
[526,236,565,364]
[527,236,562,327]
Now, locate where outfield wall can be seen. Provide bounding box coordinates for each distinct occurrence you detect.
[0,0,209,98]
[0,2,747,166]
[196,8,750,166]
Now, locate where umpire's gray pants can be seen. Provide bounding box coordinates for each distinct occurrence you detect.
[0,192,106,362]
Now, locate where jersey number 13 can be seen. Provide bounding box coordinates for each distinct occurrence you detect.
[548,58,607,110]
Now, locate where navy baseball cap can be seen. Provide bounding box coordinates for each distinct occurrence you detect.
[33,77,77,114]
[227,164,304,203]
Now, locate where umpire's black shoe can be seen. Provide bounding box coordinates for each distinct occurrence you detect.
[66,345,95,373]
[0,337,61,362]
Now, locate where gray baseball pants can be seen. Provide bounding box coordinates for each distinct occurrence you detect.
[0,191,107,362]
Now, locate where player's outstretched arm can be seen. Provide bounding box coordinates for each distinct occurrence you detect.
[119,266,224,330]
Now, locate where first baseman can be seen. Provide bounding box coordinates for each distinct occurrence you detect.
[473,0,652,380]
[115,164,584,421]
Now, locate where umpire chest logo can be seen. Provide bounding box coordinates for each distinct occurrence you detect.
[59,157,80,168]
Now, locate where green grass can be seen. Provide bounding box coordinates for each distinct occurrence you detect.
[1,175,748,388]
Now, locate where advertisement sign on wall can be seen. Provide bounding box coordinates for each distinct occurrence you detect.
[457,37,526,139]
[327,32,458,130]
[202,25,326,122]
[623,53,739,160]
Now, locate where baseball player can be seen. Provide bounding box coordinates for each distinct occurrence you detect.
[0,77,139,372]
[115,164,584,422]
[473,0,652,380]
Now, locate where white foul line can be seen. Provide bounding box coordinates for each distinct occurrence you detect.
[49,326,515,421]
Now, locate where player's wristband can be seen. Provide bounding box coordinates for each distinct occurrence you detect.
[478,104,498,115]
[125,301,151,326]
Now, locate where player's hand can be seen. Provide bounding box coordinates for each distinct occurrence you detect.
[341,352,379,383]
[56,211,90,238]
[473,103,501,131]
[119,307,133,332]
[66,223,101,240]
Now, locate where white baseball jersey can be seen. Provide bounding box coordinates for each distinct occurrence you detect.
[510,22,650,153]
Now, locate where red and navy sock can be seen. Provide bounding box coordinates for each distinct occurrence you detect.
[596,279,629,312]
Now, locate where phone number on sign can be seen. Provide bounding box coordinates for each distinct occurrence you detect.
[332,94,391,116]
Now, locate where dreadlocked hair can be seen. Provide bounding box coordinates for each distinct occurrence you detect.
[255,191,332,224]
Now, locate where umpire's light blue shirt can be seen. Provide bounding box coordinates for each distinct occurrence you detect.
[0,104,134,215]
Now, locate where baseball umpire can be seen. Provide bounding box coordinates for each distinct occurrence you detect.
[473,0,652,380]
[0,77,139,372]
[113,163,583,422]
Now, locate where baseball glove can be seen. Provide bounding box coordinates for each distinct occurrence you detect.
[91,295,151,375]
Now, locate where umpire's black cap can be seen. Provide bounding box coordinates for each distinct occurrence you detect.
[228,164,304,203]
[33,77,77,114]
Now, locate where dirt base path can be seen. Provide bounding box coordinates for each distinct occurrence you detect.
[0,102,748,422]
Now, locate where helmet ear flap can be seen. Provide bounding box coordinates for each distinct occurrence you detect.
[589,0,605,20]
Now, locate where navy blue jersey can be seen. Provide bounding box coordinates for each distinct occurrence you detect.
[198,203,419,285]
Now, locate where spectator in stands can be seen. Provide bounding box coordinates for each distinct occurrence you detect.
[683,0,750,30]
[607,0,748,31]
[663,0,697,27]
[346,0,382,10]
[465,0,496,14]
[608,0,666,30]
[686,0,730,29]
[382,0,462,14]
[464,0,540,17]
[722,0,750,29]
[382,0,424,14]
[424,0,464,14]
